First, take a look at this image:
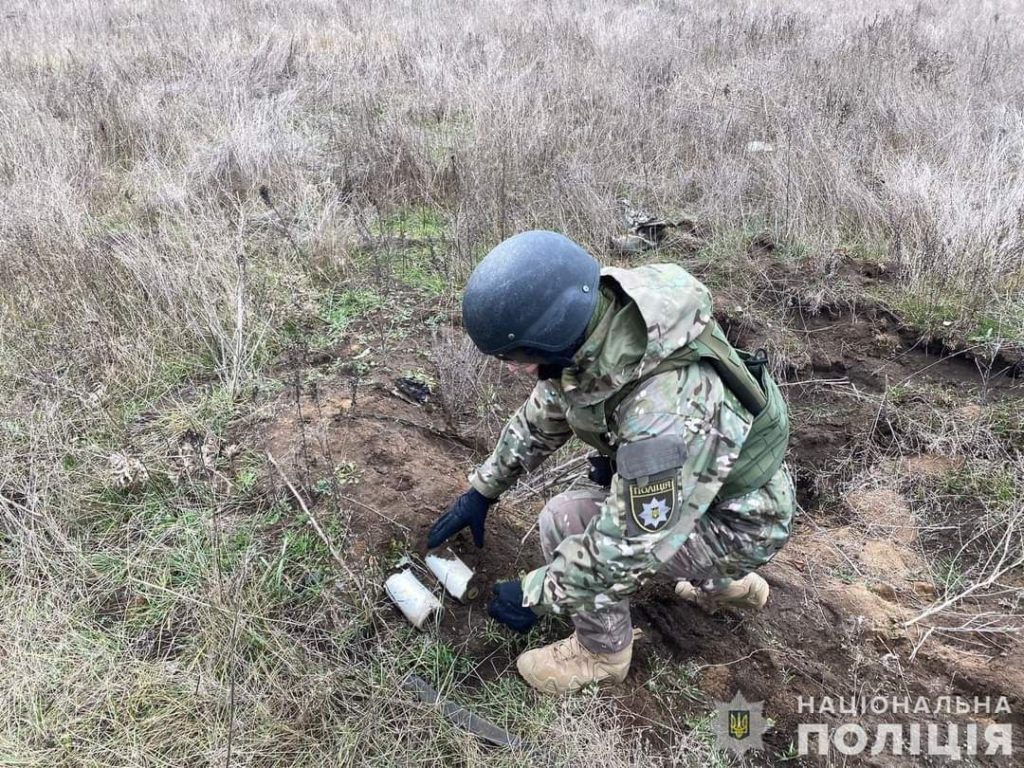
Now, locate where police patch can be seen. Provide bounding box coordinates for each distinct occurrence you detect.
[628,477,676,533]
[618,436,686,535]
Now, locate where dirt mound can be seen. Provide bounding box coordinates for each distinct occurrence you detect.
[267,383,504,557]
[847,487,918,546]
[859,539,923,578]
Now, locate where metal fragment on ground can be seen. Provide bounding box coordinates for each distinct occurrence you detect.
[402,674,529,751]
[394,376,431,404]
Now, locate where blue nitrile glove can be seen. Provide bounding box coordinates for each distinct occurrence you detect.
[426,488,495,549]
[487,579,538,633]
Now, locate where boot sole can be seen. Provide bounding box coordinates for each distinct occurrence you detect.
[529,667,630,696]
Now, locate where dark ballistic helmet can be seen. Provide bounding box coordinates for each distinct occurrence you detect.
[462,231,601,364]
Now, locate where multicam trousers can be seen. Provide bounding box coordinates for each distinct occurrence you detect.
[537,465,796,654]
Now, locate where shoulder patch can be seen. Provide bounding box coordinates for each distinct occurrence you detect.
[628,477,677,532]
[617,436,687,535]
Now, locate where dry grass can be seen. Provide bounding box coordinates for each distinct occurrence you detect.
[836,388,1024,649]
[2,0,1023,764]
[3,0,1023,401]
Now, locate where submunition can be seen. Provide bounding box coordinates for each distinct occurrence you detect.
[425,547,479,602]
[385,568,442,628]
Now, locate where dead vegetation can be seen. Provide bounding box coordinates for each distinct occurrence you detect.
[1,0,1023,765]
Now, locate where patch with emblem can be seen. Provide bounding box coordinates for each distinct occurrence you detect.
[617,435,686,535]
[627,476,676,533]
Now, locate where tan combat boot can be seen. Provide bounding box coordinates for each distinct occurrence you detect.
[516,632,633,695]
[675,573,770,612]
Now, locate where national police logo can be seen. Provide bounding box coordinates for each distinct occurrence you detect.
[712,691,768,756]
[729,709,750,740]
[628,478,676,533]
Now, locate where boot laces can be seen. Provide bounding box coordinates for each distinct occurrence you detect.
[551,634,588,662]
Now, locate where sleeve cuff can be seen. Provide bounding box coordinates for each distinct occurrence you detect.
[468,471,503,501]
[520,565,554,613]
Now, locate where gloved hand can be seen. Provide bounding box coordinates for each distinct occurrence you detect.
[426,488,495,549]
[587,455,614,487]
[487,579,538,633]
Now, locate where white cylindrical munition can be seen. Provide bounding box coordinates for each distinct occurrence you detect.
[425,548,479,602]
[385,568,442,629]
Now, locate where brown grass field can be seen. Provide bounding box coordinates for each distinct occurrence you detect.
[1,0,1023,765]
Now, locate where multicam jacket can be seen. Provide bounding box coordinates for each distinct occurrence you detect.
[468,264,758,615]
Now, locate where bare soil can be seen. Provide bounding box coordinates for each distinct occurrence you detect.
[256,269,1023,766]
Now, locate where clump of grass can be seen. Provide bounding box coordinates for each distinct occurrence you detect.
[317,290,386,342]
[879,289,1024,357]
[429,329,517,446]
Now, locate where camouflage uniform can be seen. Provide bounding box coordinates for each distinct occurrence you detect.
[469,264,796,654]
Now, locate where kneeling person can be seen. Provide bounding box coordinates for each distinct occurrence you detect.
[428,230,795,695]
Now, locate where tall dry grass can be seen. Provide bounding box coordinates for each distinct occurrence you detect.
[1,0,1023,764]
[3,0,1023,403]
